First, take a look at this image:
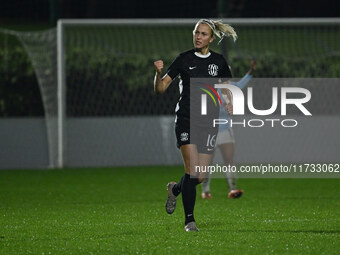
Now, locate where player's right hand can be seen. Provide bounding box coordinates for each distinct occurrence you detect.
[250,59,256,71]
[154,60,164,74]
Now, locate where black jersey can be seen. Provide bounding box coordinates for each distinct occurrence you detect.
[166,49,232,123]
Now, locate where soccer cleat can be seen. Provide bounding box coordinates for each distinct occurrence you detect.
[201,192,212,200]
[165,182,177,214]
[228,189,243,199]
[184,221,199,232]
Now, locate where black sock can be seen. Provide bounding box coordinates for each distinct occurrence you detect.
[182,174,199,225]
[172,175,185,196]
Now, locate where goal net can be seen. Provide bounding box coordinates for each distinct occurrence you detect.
[2,19,339,168]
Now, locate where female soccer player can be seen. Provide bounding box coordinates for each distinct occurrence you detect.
[153,19,237,231]
[201,60,256,200]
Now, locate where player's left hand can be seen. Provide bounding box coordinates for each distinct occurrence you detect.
[225,103,233,115]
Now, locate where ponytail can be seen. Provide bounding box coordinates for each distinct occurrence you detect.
[196,19,237,44]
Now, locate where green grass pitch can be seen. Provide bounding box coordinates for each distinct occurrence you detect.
[0,166,339,254]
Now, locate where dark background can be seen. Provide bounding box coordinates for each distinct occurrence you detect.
[1,0,339,27]
[0,0,339,117]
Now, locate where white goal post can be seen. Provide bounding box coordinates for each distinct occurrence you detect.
[53,18,339,168]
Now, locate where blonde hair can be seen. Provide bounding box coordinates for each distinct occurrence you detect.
[195,19,237,43]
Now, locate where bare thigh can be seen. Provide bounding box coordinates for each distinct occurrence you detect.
[218,142,234,166]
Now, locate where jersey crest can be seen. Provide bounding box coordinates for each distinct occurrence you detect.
[208,64,219,76]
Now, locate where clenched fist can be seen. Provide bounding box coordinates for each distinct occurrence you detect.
[154,60,164,74]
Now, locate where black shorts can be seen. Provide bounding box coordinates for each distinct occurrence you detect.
[175,120,218,154]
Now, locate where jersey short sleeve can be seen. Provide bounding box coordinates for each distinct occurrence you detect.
[166,55,182,80]
[220,57,232,78]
